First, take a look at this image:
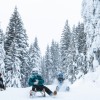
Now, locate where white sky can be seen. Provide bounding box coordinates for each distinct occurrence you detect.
[0,0,83,56]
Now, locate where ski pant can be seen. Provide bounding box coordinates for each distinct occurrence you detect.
[32,85,53,95]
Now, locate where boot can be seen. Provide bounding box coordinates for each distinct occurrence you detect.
[53,90,57,96]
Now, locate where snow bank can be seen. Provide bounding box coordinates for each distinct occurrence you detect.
[1,67,100,100]
[71,66,100,89]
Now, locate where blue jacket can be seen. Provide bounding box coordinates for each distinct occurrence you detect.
[28,73,44,86]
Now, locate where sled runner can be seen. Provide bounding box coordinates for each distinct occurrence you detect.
[56,85,70,92]
[29,87,57,98]
[29,88,46,98]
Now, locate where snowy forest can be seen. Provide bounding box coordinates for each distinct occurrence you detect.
[0,0,100,88]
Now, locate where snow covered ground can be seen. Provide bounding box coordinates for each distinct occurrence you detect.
[1,67,100,100]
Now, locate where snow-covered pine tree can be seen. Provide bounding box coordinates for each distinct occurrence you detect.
[60,20,71,76]
[50,40,61,79]
[29,37,41,74]
[75,23,87,75]
[76,23,87,55]
[82,0,100,71]
[0,26,5,81]
[21,50,30,87]
[66,28,76,84]
[44,45,52,84]
[4,7,29,87]
[40,57,47,84]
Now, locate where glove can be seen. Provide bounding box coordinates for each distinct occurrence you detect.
[34,79,39,85]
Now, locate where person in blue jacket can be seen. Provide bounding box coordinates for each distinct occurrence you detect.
[28,68,57,96]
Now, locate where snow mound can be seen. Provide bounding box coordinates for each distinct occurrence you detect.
[71,66,100,89]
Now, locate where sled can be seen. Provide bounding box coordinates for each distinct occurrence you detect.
[56,85,70,92]
[29,88,46,98]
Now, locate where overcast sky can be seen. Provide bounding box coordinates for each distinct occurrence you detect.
[0,0,83,56]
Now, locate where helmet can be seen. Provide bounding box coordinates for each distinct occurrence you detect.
[32,68,39,74]
[57,72,64,79]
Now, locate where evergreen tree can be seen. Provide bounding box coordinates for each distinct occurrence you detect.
[0,27,5,81]
[50,40,61,79]
[76,23,87,54]
[4,7,29,87]
[29,37,41,73]
[44,45,52,84]
[82,0,100,71]
[60,20,71,76]
[75,23,87,74]
[66,29,76,84]
[40,57,46,84]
